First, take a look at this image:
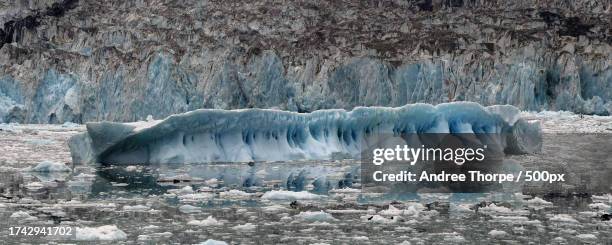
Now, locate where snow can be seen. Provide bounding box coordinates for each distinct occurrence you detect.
[187,216,223,227]
[75,225,127,241]
[70,102,542,164]
[261,190,325,200]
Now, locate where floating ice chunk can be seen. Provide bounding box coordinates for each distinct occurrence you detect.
[261,190,325,200]
[75,225,127,241]
[26,161,71,172]
[70,102,542,164]
[293,211,337,222]
[0,123,22,133]
[352,236,369,241]
[549,214,579,223]
[27,181,55,190]
[490,215,541,225]
[552,237,566,243]
[179,204,202,213]
[378,205,404,216]
[169,186,194,195]
[261,205,290,213]
[488,229,508,238]
[328,188,361,193]
[205,178,219,186]
[219,190,253,199]
[187,216,223,227]
[179,193,214,203]
[232,223,257,232]
[141,232,172,239]
[326,209,368,214]
[576,234,597,241]
[62,122,80,128]
[142,225,159,230]
[122,205,150,212]
[74,172,96,179]
[450,204,474,213]
[525,197,553,207]
[578,211,600,218]
[26,139,55,145]
[479,203,514,214]
[10,211,38,222]
[361,214,397,224]
[198,239,229,245]
[588,203,611,210]
[591,194,612,203]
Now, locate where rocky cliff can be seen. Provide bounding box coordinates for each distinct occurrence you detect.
[0,0,610,123]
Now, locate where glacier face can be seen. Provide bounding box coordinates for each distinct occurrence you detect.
[0,0,611,123]
[69,102,542,164]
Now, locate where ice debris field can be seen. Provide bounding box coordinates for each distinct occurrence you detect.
[0,104,610,243]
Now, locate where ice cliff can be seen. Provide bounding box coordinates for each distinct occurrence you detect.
[68,102,542,164]
[0,0,611,123]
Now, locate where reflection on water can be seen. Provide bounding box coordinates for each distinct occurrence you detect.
[0,159,610,244]
[0,125,611,243]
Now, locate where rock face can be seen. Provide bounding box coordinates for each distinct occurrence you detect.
[0,0,610,123]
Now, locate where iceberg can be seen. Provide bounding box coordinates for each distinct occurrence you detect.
[69,102,541,164]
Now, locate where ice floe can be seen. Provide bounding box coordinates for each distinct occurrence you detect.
[187,216,223,227]
[75,225,127,241]
[261,190,325,200]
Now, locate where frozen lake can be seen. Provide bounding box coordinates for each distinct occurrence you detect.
[0,112,610,244]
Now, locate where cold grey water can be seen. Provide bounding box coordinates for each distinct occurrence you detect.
[0,111,611,244]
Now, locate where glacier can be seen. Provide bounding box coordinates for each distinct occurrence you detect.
[69,102,541,165]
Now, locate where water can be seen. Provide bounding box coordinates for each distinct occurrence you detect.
[0,124,610,244]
